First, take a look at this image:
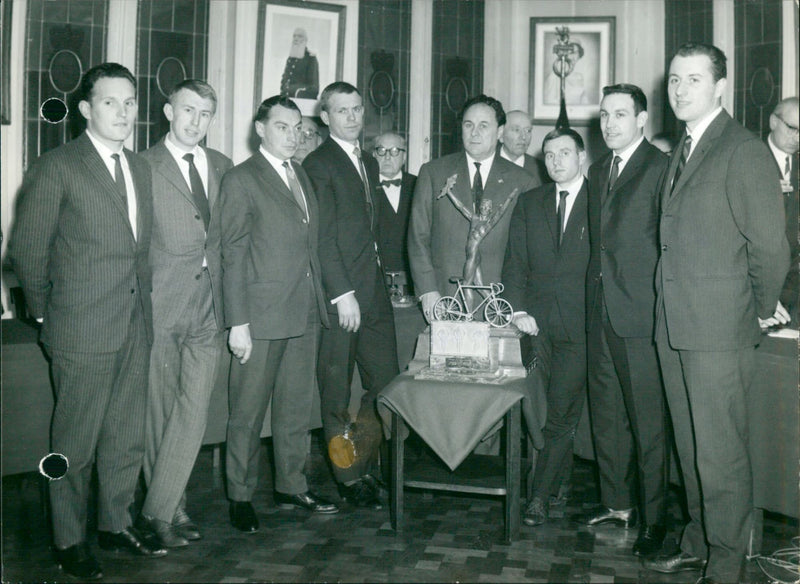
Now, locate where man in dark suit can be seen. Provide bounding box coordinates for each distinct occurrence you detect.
[9,63,164,579]
[498,110,546,184]
[303,82,397,509]
[502,128,590,527]
[220,96,338,532]
[372,132,416,294]
[409,95,537,322]
[644,44,789,583]
[136,80,232,547]
[580,84,669,556]
[767,96,799,325]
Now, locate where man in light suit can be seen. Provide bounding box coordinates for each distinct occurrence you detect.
[498,110,545,185]
[409,95,537,322]
[136,80,232,547]
[643,43,789,583]
[581,84,669,556]
[9,62,164,580]
[372,132,416,293]
[501,127,590,528]
[221,96,338,532]
[767,96,799,325]
[303,82,398,509]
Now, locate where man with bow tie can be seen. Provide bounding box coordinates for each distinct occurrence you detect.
[373,132,416,296]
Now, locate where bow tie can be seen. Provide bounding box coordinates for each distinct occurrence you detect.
[380,178,402,188]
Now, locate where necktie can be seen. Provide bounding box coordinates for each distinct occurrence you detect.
[557,190,569,247]
[472,162,484,211]
[282,160,308,219]
[353,146,374,229]
[671,133,692,193]
[380,178,402,188]
[183,153,210,231]
[111,153,128,204]
[607,155,621,195]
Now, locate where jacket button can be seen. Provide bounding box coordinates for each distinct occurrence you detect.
[302,218,308,224]
[306,272,311,278]
[195,274,201,280]
[130,289,135,294]
[600,244,606,251]
[195,214,201,220]
[661,244,668,251]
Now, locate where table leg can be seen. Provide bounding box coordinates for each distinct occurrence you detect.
[505,403,520,542]
[391,412,405,533]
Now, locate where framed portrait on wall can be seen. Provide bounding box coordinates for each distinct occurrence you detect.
[255,0,346,111]
[529,17,615,125]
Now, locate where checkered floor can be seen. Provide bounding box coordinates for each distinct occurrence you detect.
[2,432,796,583]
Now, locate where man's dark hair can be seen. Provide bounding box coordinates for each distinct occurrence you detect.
[254,95,301,123]
[319,81,361,113]
[674,43,727,82]
[459,94,506,127]
[542,127,585,152]
[602,83,647,114]
[168,79,218,111]
[79,63,136,102]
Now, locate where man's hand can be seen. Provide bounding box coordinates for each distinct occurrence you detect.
[420,291,442,323]
[336,293,361,332]
[512,313,539,336]
[758,300,791,329]
[229,324,253,364]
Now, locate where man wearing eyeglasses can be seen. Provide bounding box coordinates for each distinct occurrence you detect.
[767,97,799,325]
[293,116,324,164]
[303,82,398,510]
[373,132,416,296]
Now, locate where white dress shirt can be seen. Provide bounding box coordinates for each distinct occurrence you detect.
[86,130,137,240]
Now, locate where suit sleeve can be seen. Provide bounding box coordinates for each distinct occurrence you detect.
[727,138,790,318]
[501,192,529,312]
[302,154,354,300]
[407,162,439,296]
[218,170,252,327]
[8,155,65,318]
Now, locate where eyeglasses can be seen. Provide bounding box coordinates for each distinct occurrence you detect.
[298,129,320,142]
[775,114,799,135]
[374,146,406,158]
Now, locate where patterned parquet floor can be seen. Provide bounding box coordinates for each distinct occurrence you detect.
[2,432,796,583]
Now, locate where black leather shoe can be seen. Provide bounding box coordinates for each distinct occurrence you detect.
[338,479,382,509]
[136,514,188,548]
[173,508,201,541]
[274,491,340,514]
[361,474,389,505]
[642,551,707,573]
[632,524,666,557]
[576,506,638,528]
[55,542,103,579]
[229,501,259,533]
[97,526,167,557]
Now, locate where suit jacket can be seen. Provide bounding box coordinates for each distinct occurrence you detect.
[303,137,387,312]
[523,154,547,185]
[656,110,789,350]
[141,139,232,331]
[376,171,416,275]
[408,152,537,297]
[777,150,799,318]
[219,153,328,339]
[9,132,153,352]
[586,140,668,338]
[502,180,590,343]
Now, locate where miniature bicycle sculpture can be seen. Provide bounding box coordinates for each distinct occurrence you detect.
[432,278,513,328]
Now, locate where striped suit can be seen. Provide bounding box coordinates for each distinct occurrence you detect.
[9,132,153,548]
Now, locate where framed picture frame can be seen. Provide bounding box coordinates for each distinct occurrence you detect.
[529,17,615,125]
[1,0,12,125]
[255,0,346,111]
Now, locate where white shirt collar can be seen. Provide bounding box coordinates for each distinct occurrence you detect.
[85,129,123,159]
[259,145,291,174]
[767,134,792,175]
[499,147,525,167]
[611,135,645,175]
[556,174,584,196]
[164,134,203,163]
[379,172,402,182]
[330,133,360,155]
[686,106,723,151]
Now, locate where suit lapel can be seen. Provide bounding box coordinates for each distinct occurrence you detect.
[206,150,223,211]
[127,151,150,244]
[563,181,588,245]
[152,141,194,207]
[541,184,559,249]
[252,154,304,214]
[670,111,729,200]
[454,155,474,211]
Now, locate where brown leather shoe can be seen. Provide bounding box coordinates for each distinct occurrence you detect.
[274,491,339,514]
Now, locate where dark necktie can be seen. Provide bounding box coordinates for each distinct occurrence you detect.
[607,155,621,195]
[353,146,374,229]
[111,153,128,206]
[472,162,483,211]
[380,178,402,188]
[282,160,308,219]
[183,153,210,231]
[557,189,569,247]
[671,134,692,193]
